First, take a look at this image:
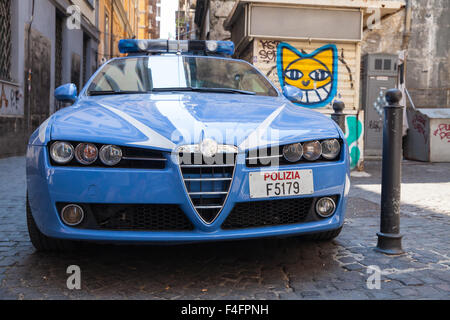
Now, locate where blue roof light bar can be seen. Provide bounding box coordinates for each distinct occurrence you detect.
[118,39,235,56]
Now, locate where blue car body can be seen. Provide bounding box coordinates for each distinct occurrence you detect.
[26,54,350,244]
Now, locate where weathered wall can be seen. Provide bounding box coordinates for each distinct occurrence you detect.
[362,10,405,55]
[208,0,235,40]
[362,0,450,108]
[0,0,99,158]
[407,0,449,108]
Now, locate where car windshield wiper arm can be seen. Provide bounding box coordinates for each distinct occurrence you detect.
[151,87,256,95]
[88,90,150,96]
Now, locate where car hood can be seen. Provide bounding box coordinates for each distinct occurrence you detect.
[45,92,340,151]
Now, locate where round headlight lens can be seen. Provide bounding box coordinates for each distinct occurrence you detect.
[50,141,74,164]
[75,143,98,165]
[99,145,122,166]
[321,139,341,160]
[282,143,303,162]
[302,141,322,161]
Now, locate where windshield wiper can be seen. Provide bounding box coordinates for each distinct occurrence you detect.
[151,87,256,95]
[88,90,149,96]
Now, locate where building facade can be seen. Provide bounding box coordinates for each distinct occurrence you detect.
[0,0,159,158]
[194,0,450,168]
[137,0,160,39]
[177,0,197,39]
[0,0,99,158]
[97,0,137,64]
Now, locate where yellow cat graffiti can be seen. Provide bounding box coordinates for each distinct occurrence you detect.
[277,43,338,108]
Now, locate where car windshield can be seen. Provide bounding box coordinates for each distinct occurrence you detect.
[87,56,278,97]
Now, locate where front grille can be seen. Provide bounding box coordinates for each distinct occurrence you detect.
[179,151,236,223]
[59,203,194,231]
[221,197,314,229]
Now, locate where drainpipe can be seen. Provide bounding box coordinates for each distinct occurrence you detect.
[402,0,412,50]
[26,0,35,133]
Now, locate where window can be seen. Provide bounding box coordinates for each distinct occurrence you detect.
[374,59,382,71]
[0,0,11,81]
[104,11,109,57]
[55,12,64,87]
[87,56,278,97]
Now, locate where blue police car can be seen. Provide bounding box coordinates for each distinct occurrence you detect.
[26,39,350,251]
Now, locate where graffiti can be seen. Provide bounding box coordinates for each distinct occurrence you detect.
[433,123,450,142]
[338,48,354,89]
[0,82,23,116]
[369,120,382,133]
[412,114,428,143]
[345,115,363,169]
[258,40,280,64]
[276,42,338,108]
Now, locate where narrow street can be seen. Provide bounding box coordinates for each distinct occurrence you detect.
[0,157,449,299]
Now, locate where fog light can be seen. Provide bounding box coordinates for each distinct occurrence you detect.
[315,197,336,218]
[61,204,84,226]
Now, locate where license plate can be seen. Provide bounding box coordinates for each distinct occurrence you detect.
[249,169,314,198]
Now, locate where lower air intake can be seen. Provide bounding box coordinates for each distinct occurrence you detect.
[221,197,314,229]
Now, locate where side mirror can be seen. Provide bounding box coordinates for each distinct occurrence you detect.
[55,83,77,103]
[282,85,303,104]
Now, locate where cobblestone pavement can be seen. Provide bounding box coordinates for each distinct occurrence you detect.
[0,156,449,299]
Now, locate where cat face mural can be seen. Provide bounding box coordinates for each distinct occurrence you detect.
[277,43,338,108]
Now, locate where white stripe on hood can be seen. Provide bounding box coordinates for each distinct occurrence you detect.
[238,105,285,151]
[100,104,175,150]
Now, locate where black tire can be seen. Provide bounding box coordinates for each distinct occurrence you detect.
[26,195,77,252]
[304,226,343,241]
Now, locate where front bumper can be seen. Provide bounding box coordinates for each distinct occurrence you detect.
[26,144,350,243]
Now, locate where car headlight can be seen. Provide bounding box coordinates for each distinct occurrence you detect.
[302,140,322,161]
[75,143,98,165]
[321,139,341,160]
[99,145,122,166]
[50,141,74,164]
[282,143,303,162]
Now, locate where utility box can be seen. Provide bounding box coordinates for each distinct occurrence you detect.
[405,108,450,162]
[361,53,398,159]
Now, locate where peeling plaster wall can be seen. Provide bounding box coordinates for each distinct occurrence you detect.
[208,0,235,40]
[362,10,405,55]
[363,0,449,109]
[407,0,449,108]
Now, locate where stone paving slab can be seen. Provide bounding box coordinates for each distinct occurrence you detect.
[0,156,449,299]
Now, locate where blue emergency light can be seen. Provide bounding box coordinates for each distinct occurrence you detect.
[118,39,235,56]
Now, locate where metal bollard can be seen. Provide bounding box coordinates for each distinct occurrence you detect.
[331,100,346,134]
[375,88,405,255]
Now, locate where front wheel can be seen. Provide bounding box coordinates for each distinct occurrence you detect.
[26,195,77,252]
